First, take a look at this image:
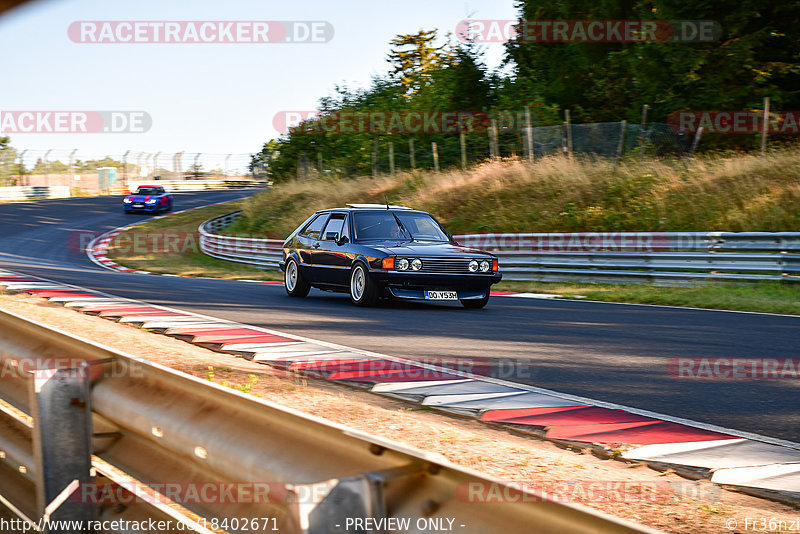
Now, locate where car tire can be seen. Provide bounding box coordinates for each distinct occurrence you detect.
[285,258,310,297]
[461,294,490,309]
[349,263,378,306]
[165,200,172,212]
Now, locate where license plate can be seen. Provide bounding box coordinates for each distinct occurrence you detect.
[425,290,458,300]
[133,203,144,208]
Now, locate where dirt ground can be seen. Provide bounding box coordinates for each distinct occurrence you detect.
[1,291,798,533]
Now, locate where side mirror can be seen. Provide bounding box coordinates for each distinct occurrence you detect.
[325,231,339,242]
[337,235,349,245]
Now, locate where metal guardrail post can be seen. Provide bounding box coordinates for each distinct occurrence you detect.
[31,367,95,527]
[296,464,421,534]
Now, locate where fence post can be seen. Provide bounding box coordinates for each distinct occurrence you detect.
[68,149,77,178]
[388,142,395,175]
[153,152,161,180]
[31,367,95,524]
[488,122,494,158]
[761,97,770,156]
[18,150,27,185]
[638,104,649,159]
[122,150,130,183]
[194,153,200,179]
[297,155,303,180]
[409,139,415,169]
[44,149,52,186]
[564,110,573,158]
[135,153,143,179]
[489,119,499,158]
[372,138,379,178]
[525,106,534,163]
[688,127,704,158]
[614,120,627,168]
[173,151,184,177]
[459,131,467,169]
[432,142,439,172]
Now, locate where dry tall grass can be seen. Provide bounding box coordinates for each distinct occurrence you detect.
[230,149,800,237]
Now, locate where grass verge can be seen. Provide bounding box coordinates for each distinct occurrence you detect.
[495,280,800,315]
[106,201,282,280]
[225,149,800,238]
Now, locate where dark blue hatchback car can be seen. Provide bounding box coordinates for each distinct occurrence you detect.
[280,205,501,308]
[123,185,173,214]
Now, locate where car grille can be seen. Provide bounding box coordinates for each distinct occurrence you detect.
[409,257,473,274]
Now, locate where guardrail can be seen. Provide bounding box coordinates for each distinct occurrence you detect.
[127,179,269,194]
[199,212,800,285]
[0,309,650,533]
[0,185,71,201]
[199,212,284,270]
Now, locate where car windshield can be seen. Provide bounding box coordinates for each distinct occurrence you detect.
[394,212,450,242]
[353,211,449,242]
[136,187,163,195]
[353,212,408,241]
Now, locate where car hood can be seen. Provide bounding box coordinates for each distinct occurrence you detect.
[370,241,491,257]
[127,194,164,201]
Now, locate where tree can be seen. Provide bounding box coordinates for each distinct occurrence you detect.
[0,137,19,185]
[505,0,800,125]
[417,43,493,110]
[387,30,447,98]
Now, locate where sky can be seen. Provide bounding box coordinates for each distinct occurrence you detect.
[0,0,518,171]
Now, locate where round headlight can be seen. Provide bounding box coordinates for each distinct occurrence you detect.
[397,258,409,271]
[411,258,422,271]
[480,260,490,272]
[468,260,479,272]
[123,198,131,203]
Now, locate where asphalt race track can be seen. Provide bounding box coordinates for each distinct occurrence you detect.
[0,192,798,442]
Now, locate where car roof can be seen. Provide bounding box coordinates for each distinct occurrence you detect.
[137,185,164,189]
[345,203,413,210]
[314,204,419,214]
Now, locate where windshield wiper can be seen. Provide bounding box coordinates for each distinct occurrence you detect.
[391,213,413,240]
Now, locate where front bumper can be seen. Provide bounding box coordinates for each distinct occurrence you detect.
[370,270,501,300]
[124,203,160,212]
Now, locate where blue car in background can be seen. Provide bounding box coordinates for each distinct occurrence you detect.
[123,185,173,214]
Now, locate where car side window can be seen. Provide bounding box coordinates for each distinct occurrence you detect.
[321,214,347,240]
[300,214,329,239]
